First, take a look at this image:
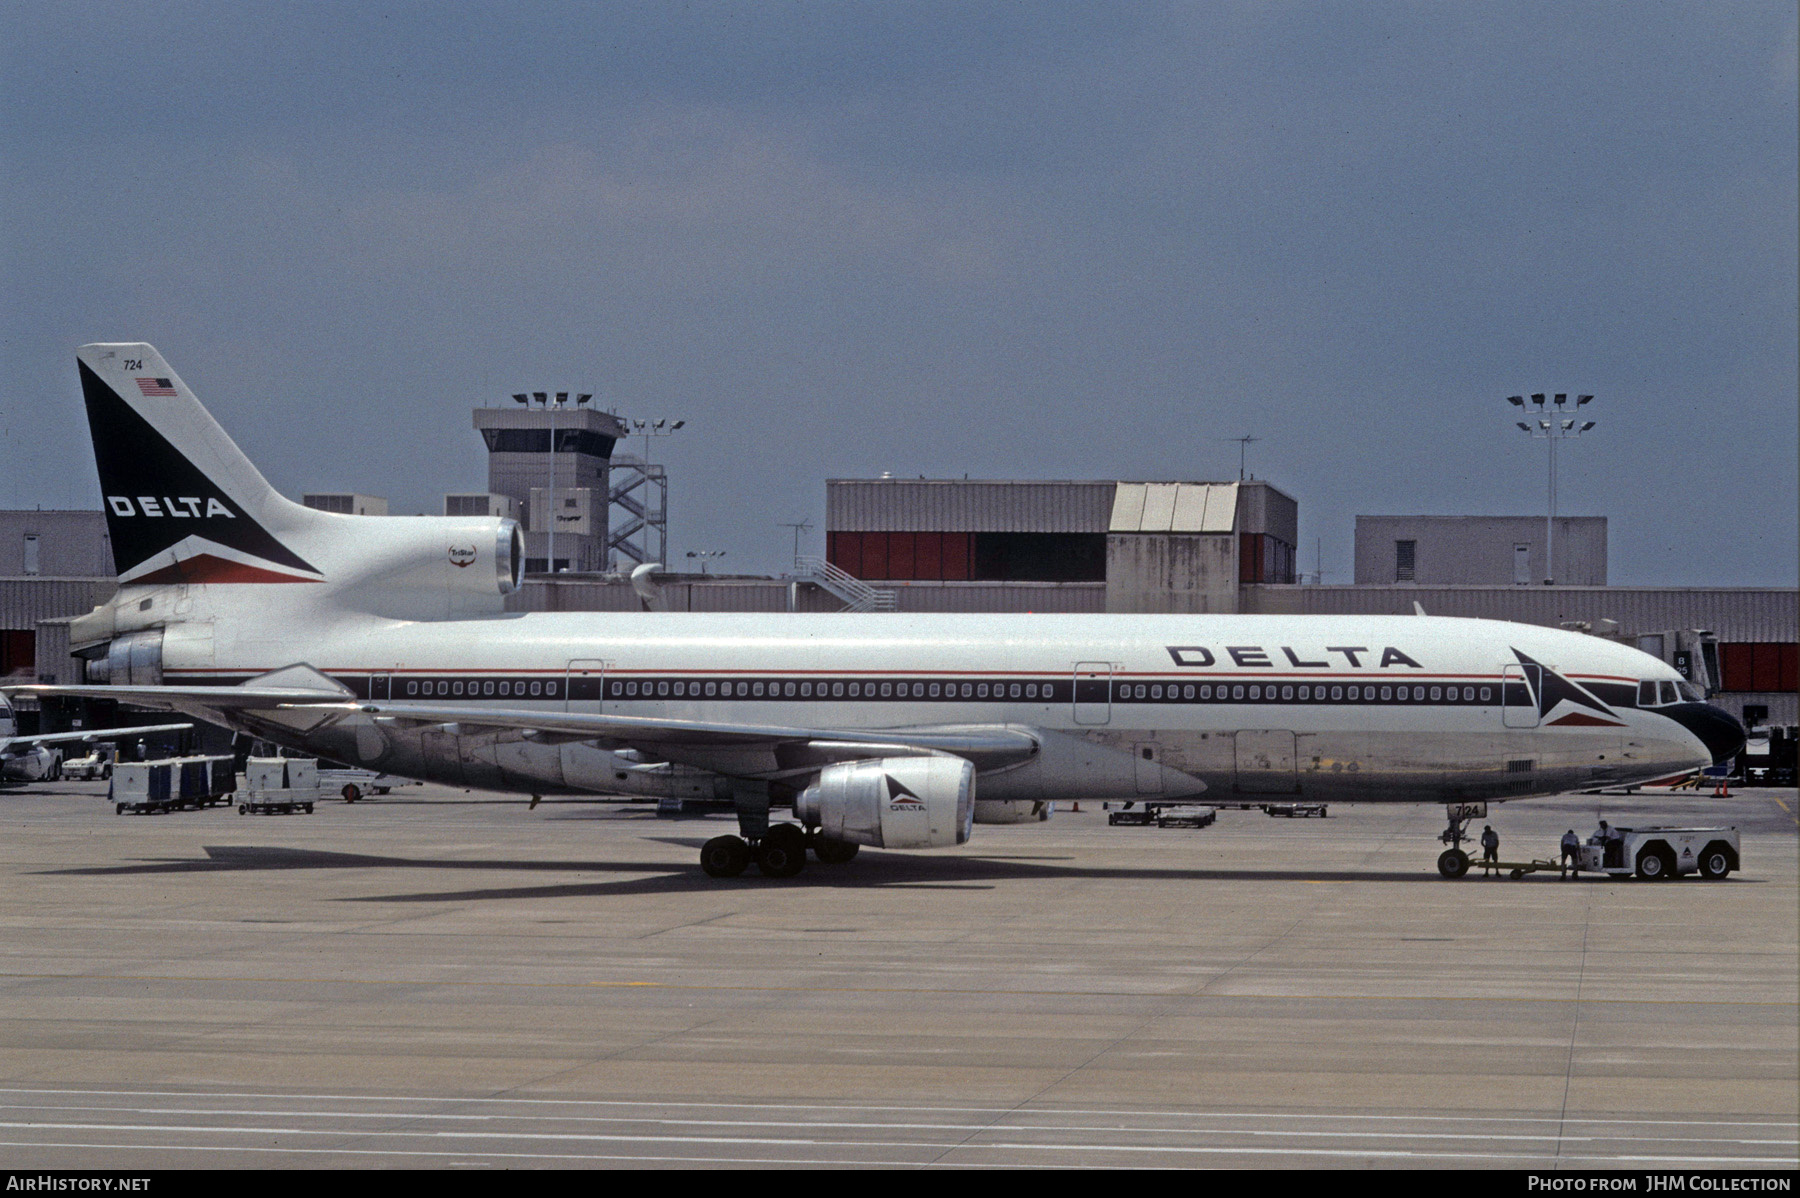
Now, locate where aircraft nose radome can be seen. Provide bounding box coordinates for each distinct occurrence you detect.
[1666,703,1747,765]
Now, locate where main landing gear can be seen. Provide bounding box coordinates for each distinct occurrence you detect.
[699,782,862,878]
[700,825,860,879]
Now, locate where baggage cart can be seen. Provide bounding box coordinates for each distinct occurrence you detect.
[1155,805,1217,829]
[1263,802,1329,818]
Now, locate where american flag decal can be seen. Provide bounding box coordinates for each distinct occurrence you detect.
[135,377,177,396]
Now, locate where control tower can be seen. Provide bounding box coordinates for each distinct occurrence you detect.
[472,396,628,573]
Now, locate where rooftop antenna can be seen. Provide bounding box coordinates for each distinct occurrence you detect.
[1220,435,1261,481]
[778,518,814,568]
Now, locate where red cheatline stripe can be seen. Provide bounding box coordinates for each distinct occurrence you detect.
[166,667,1515,680]
[129,554,321,585]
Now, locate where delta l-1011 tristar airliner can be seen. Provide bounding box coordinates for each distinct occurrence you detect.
[1,344,1745,879]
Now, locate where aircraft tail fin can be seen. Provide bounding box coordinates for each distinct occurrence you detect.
[76,344,324,584]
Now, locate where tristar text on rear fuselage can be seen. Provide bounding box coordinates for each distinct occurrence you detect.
[4,343,1744,878]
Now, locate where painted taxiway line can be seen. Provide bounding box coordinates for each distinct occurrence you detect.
[0,1119,1791,1160]
[0,969,1793,1007]
[0,1131,1791,1168]
[0,1086,1794,1132]
[0,1104,1791,1150]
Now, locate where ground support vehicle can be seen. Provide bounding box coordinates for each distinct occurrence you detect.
[1154,805,1217,829]
[1264,802,1329,818]
[317,764,416,802]
[1100,801,1221,829]
[1104,800,1185,826]
[238,757,320,815]
[1576,826,1740,880]
[1736,726,1796,787]
[62,747,114,782]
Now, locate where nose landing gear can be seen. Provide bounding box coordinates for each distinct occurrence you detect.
[1436,802,1486,879]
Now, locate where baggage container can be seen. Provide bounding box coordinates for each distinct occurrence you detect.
[238,756,320,815]
[170,755,236,808]
[110,761,176,815]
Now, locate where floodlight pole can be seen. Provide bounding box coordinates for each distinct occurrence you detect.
[547,399,556,574]
[1507,394,1596,585]
[626,418,686,566]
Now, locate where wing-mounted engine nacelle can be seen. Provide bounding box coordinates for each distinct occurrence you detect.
[795,756,975,849]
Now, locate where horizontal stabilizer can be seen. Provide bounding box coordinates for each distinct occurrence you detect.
[3,664,352,718]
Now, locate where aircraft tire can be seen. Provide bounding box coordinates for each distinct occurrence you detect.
[1436,849,1469,879]
[756,824,808,878]
[812,835,860,865]
[700,835,750,878]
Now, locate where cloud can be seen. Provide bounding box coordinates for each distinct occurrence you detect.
[1,2,1793,583]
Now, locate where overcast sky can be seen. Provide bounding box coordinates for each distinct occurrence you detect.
[3,2,1795,586]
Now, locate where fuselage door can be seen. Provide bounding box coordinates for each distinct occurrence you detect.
[1501,663,1541,728]
[1235,729,1300,794]
[1073,662,1113,725]
[565,659,606,712]
[1133,743,1163,794]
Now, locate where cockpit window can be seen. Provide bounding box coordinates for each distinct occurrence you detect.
[1640,679,1701,706]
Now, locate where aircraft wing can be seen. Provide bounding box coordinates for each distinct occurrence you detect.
[2,722,193,753]
[285,699,1041,772]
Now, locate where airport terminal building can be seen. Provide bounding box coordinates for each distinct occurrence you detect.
[2,470,1794,730]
